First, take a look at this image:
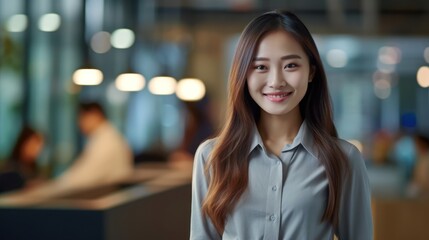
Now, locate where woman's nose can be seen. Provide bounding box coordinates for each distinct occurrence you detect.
[267,68,286,88]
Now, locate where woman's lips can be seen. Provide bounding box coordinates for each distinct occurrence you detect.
[263,92,292,102]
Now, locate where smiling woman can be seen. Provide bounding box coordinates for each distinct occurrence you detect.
[190,10,373,240]
[247,30,313,123]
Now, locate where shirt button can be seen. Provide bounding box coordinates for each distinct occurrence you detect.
[272,185,278,191]
[270,215,277,222]
[276,161,281,165]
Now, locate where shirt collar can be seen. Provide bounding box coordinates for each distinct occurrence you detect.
[248,120,318,158]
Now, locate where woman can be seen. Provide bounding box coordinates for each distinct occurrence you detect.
[0,126,44,194]
[190,10,372,239]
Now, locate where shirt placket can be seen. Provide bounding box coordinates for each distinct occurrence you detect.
[263,154,283,240]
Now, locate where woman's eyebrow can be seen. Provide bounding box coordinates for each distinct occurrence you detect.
[281,54,302,60]
[252,54,302,61]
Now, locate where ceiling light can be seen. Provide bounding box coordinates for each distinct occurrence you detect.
[73,68,103,85]
[115,73,145,91]
[148,76,177,95]
[176,78,206,101]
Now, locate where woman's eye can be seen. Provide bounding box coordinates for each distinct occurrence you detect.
[253,65,267,71]
[285,63,298,69]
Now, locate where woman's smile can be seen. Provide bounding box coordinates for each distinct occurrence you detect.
[263,91,293,102]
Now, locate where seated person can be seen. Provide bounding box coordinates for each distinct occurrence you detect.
[0,126,45,194]
[52,101,133,194]
[1,102,133,201]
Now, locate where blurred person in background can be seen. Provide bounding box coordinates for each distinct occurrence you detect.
[408,133,429,196]
[390,113,418,181]
[0,102,133,202]
[0,126,45,194]
[370,130,394,166]
[50,101,133,194]
[168,96,215,169]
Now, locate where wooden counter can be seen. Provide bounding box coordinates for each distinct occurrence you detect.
[0,163,193,240]
[372,195,429,240]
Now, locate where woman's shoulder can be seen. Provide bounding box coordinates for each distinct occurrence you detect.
[195,138,218,161]
[337,138,367,169]
[337,139,358,154]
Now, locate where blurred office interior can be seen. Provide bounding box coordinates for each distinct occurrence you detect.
[1,0,429,239]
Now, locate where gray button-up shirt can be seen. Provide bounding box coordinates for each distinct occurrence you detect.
[190,121,373,240]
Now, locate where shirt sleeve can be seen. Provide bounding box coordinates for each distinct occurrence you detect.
[190,140,221,240]
[336,143,373,240]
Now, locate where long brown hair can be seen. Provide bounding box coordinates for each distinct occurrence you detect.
[202,10,349,233]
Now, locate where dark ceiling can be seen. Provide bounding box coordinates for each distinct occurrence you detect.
[153,0,429,35]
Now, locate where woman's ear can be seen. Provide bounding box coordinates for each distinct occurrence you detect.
[309,66,316,82]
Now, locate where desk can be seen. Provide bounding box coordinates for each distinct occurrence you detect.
[372,195,429,240]
[368,165,429,240]
[0,163,192,240]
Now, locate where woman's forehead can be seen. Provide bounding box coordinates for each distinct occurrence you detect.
[253,30,307,59]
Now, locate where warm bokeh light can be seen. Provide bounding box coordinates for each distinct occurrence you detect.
[176,78,206,101]
[115,73,145,91]
[6,14,28,32]
[148,76,177,95]
[91,31,111,54]
[111,28,135,49]
[378,46,401,65]
[38,13,61,32]
[326,49,348,68]
[417,66,429,88]
[72,68,103,85]
[374,78,391,99]
[347,139,363,153]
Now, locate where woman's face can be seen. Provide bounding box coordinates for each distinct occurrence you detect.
[246,30,313,118]
[21,135,44,163]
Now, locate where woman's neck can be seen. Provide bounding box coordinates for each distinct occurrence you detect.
[257,108,303,155]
